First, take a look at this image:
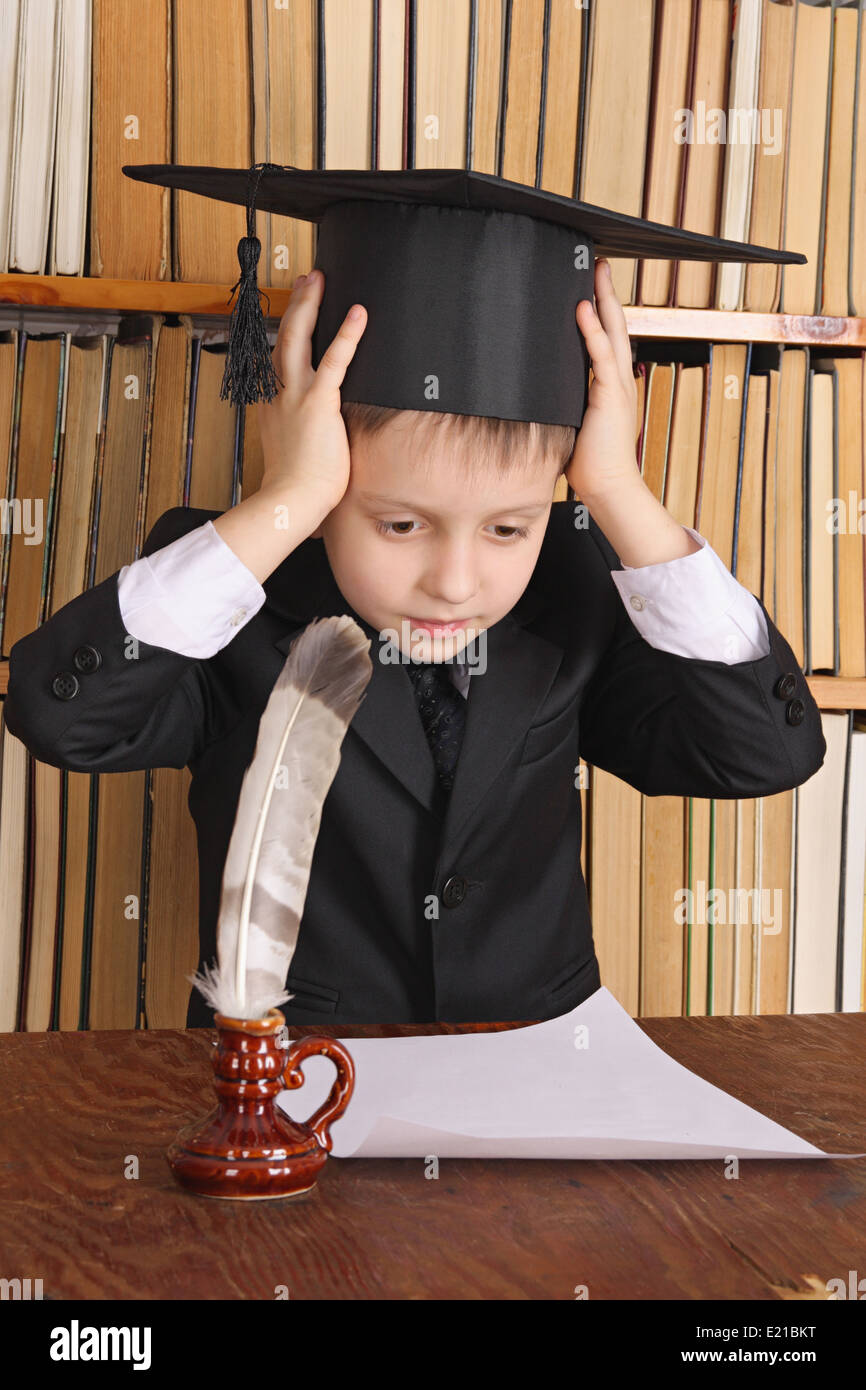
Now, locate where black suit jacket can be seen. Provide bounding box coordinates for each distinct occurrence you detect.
[4,501,826,1027]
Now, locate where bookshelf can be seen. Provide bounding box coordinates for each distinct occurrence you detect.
[1,277,863,710]
[4,275,866,345]
[2,0,865,1032]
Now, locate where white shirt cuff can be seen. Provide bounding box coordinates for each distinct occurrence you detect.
[117,519,266,659]
[610,526,771,664]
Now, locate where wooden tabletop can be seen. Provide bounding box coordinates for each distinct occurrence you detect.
[2,1010,864,1301]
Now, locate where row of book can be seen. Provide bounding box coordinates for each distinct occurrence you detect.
[586,710,866,1018]
[628,339,866,678]
[2,1,866,316]
[0,694,861,1031]
[2,312,863,670]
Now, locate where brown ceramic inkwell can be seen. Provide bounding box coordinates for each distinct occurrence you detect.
[167,1010,355,1201]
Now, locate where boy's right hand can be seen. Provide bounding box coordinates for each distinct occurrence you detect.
[255,268,367,526]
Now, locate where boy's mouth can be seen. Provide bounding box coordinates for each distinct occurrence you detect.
[408,617,470,636]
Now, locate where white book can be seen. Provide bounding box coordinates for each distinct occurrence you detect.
[48,0,91,276]
[715,0,762,311]
[0,3,22,273]
[841,730,866,1011]
[8,0,61,274]
[792,711,849,1013]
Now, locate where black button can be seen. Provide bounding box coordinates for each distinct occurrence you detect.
[73,644,102,673]
[441,875,467,908]
[51,672,80,701]
[785,698,805,726]
[774,672,797,700]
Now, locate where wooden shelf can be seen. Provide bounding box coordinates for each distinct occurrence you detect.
[2,275,866,345]
[624,305,866,348]
[0,274,293,318]
[0,658,861,707]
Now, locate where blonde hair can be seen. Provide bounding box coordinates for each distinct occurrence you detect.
[341,401,575,479]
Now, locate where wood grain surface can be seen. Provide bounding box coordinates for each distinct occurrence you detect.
[1,1010,864,1300]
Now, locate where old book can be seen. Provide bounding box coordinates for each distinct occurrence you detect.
[538,0,585,197]
[6,0,60,273]
[87,317,161,1028]
[2,336,64,655]
[47,0,91,276]
[0,708,27,1030]
[743,0,796,313]
[779,0,832,314]
[90,0,170,279]
[139,319,199,1029]
[850,3,866,313]
[715,0,762,311]
[792,711,849,1013]
[589,766,642,1016]
[819,0,858,315]
[807,365,837,673]
[641,794,688,1017]
[637,0,693,306]
[774,347,808,666]
[756,788,795,1014]
[675,0,730,308]
[249,0,317,287]
[579,0,654,307]
[173,0,251,285]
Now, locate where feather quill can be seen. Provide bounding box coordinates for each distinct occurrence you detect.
[188,614,373,1020]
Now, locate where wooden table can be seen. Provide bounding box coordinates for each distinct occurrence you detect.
[2,1010,864,1302]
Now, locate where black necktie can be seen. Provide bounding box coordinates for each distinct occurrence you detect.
[405,661,467,792]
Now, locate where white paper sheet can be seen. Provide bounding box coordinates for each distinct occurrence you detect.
[274,986,865,1159]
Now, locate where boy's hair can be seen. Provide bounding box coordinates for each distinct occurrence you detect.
[341,401,575,478]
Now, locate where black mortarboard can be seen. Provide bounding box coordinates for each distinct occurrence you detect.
[122,161,806,427]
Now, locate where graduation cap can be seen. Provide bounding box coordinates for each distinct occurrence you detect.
[121,161,806,427]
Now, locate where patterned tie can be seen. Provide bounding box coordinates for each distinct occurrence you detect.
[405,661,467,792]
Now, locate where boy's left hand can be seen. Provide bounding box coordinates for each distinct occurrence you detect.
[565,259,641,503]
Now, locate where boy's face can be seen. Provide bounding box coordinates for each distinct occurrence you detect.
[311,413,562,662]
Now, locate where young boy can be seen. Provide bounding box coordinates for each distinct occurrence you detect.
[4,258,826,1028]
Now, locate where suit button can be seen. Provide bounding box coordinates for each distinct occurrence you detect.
[774,672,796,699]
[441,875,467,908]
[51,672,80,700]
[785,698,805,726]
[72,644,102,673]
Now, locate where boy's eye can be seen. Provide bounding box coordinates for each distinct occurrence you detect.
[374,519,530,540]
[375,519,417,536]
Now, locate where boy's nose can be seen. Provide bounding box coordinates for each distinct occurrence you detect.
[422,550,480,603]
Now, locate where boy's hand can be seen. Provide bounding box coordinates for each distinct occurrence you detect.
[565,259,640,504]
[255,268,367,523]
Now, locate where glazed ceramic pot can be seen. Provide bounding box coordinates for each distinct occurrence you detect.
[166,1009,355,1200]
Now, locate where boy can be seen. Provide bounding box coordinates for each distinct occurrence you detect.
[3,168,828,1028]
[4,257,826,1027]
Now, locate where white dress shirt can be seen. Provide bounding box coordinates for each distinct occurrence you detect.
[116,519,771,701]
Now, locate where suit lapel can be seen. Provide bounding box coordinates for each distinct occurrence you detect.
[268,533,564,839]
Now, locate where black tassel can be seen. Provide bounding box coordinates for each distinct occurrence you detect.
[219,162,288,407]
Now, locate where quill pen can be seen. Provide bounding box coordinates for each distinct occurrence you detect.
[188,614,373,1020]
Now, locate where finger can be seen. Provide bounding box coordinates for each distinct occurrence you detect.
[276,268,326,389]
[594,259,634,389]
[310,301,368,396]
[576,298,620,392]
